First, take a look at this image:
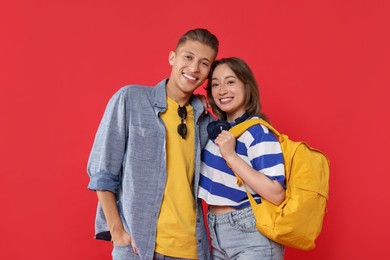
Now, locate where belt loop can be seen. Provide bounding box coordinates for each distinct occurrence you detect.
[229,212,235,226]
[208,212,215,227]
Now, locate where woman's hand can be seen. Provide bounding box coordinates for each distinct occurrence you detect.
[214,130,237,163]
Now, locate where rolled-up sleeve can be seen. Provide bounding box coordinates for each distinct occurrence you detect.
[87,88,128,194]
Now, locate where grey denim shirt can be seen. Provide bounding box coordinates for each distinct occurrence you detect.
[87,79,213,260]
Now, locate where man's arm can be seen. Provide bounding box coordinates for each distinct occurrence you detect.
[97,190,137,254]
[87,89,137,254]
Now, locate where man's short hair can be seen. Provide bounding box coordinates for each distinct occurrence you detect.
[176,28,219,54]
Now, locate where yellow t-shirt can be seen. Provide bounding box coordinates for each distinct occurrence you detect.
[155,97,197,259]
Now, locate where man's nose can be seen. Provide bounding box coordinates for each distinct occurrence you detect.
[188,61,200,72]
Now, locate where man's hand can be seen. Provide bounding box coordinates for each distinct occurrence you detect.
[96,190,138,254]
[194,94,210,114]
[111,227,137,254]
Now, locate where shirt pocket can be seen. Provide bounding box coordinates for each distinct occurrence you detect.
[127,126,163,161]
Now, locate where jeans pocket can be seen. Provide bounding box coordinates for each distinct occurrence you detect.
[236,217,258,233]
[112,244,135,259]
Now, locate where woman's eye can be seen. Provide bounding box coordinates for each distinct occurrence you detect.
[211,83,219,87]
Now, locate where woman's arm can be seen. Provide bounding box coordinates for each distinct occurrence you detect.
[214,130,285,205]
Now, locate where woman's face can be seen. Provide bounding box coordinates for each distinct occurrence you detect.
[211,63,246,122]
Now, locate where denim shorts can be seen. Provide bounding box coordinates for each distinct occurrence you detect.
[208,206,284,260]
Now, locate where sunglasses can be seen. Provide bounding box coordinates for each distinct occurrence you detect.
[177,105,187,139]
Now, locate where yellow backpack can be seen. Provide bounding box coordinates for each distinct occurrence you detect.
[229,119,330,250]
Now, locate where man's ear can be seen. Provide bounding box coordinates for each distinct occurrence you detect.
[168,51,175,65]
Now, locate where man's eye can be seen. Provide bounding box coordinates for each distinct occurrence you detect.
[184,55,192,60]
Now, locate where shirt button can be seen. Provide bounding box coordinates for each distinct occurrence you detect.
[198,239,202,243]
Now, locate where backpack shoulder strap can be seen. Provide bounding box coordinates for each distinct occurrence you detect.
[229,118,284,141]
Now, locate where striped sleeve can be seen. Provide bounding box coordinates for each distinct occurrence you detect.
[237,124,286,188]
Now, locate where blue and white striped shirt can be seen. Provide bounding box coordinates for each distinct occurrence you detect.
[199,117,285,209]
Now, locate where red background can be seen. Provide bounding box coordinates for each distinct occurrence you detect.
[1,0,389,259]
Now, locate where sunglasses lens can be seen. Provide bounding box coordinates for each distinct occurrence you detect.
[178,106,187,119]
[177,123,187,138]
[177,105,187,139]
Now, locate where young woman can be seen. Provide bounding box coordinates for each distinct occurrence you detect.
[199,57,286,259]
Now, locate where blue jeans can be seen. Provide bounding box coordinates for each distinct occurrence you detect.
[112,244,138,259]
[112,246,196,260]
[208,207,284,260]
[153,252,196,260]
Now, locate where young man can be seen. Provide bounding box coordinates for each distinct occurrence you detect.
[87,28,219,259]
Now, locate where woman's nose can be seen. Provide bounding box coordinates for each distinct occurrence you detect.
[219,84,228,95]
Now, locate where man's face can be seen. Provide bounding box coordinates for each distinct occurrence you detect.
[168,40,216,95]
